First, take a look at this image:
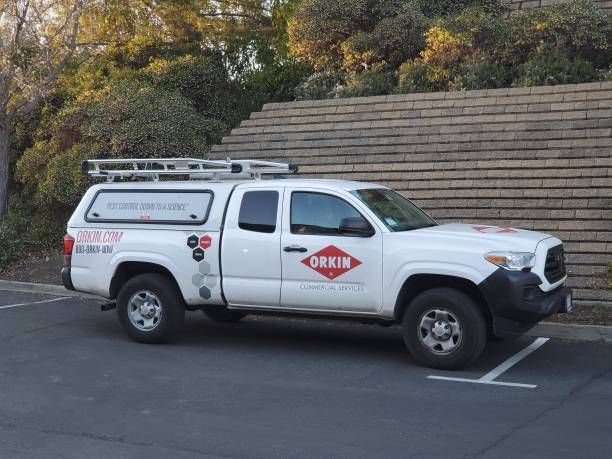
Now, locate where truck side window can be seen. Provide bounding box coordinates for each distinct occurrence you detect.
[238,191,279,233]
[291,192,367,236]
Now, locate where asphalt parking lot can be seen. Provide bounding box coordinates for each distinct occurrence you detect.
[0,289,610,459]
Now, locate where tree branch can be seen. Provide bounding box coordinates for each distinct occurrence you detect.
[7,0,83,122]
[12,1,30,49]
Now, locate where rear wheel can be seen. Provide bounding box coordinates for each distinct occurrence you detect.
[117,273,185,343]
[202,306,247,323]
[401,287,486,370]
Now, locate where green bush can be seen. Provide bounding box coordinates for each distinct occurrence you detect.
[292,0,610,97]
[416,0,505,18]
[294,72,342,100]
[366,4,428,69]
[515,52,599,87]
[84,80,224,158]
[241,60,313,104]
[507,0,611,66]
[289,0,428,72]
[442,4,510,51]
[395,24,475,93]
[338,70,396,97]
[16,79,226,216]
[451,54,510,90]
[0,216,24,270]
[142,54,246,126]
[396,59,445,93]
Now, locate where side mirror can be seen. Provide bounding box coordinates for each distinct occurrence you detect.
[339,217,375,237]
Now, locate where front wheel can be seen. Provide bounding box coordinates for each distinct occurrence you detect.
[401,287,486,370]
[117,273,185,343]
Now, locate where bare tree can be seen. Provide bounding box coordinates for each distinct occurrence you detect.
[0,0,83,217]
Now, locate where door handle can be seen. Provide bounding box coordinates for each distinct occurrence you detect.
[284,245,307,253]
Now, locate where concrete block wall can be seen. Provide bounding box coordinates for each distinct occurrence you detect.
[211,82,612,305]
[509,0,612,13]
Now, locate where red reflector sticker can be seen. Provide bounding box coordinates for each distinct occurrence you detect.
[473,226,517,233]
[301,245,362,280]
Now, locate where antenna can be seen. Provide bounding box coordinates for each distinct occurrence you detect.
[81,158,298,182]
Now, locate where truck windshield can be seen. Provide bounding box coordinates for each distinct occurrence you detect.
[351,188,437,232]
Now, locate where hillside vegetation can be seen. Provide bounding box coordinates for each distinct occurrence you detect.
[0,0,610,268]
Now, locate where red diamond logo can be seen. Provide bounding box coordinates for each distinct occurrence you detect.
[301,245,362,280]
[199,235,212,249]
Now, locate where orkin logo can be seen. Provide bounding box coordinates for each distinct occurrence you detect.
[301,245,362,280]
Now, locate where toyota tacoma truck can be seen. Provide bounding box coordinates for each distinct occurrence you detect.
[62,158,572,370]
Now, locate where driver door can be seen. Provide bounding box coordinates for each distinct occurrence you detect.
[280,188,383,313]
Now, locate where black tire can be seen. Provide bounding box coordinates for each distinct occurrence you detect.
[202,306,247,323]
[401,287,487,370]
[117,273,185,344]
[488,332,505,342]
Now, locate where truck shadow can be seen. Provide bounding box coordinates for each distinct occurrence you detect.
[176,313,529,372]
[84,308,534,373]
[182,313,407,361]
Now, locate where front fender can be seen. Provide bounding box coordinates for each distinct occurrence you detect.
[382,261,494,315]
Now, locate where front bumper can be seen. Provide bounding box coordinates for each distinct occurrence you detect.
[478,268,571,338]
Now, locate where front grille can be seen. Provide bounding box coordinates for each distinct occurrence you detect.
[544,244,566,283]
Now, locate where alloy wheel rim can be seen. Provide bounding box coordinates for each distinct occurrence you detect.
[128,290,163,332]
[418,308,462,355]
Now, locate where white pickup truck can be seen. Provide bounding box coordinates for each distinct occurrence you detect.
[62,158,571,370]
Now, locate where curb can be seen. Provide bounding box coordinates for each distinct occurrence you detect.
[528,322,612,343]
[0,280,103,300]
[574,300,612,308]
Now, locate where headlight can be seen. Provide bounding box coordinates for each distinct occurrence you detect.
[484,252,535,271]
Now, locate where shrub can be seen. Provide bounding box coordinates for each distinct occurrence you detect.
[290,0,610,98]
[450,54,510,90]
[395,24,476,93]
[84,80,224,158]
[288,0,371,71]
[37,144,97,207]
[142,54,245,126]
[16,79,225,217]
[241,60,313,104]
[396,59,447,93]
[507,0,611,66]
[0,215,24,270]
[368,4,428,69]
[421,25,474,69]
[416,0,506,18]
[442,4,509,51]
[341,33,380,72]
[289,0,428,72]
[338,70,396,97]
[515,52,599,87]
[29,211,68,249]
[294,72,343,100]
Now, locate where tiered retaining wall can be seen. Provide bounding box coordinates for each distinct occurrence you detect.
[509,0,612,13]
[211,82,612,304]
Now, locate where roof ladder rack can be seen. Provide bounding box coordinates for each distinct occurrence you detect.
[81,158,298,182]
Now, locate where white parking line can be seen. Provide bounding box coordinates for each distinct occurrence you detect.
[480,337,550,381]
[427,337,550,389]
[427,376,538,389]
[0,297,70,310]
